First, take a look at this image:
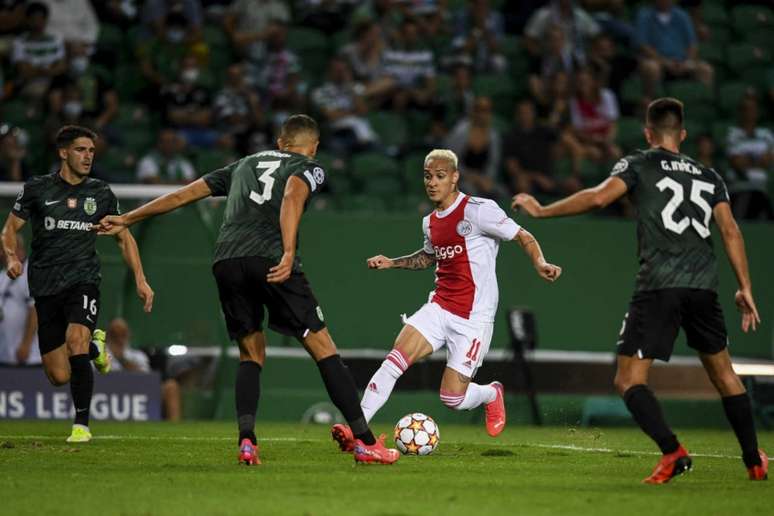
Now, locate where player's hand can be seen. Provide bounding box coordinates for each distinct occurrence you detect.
[96,214,128,235]
[6,256,22,279]
[536,261,562,282]
[15,343,30,364]
[267,252,294,283]
[367,255,394,269]
[137,279,154,313]
[511,194,543,218]
[735,288,761,333]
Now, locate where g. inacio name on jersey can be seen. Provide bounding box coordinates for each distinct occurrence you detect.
[659,159,702,175]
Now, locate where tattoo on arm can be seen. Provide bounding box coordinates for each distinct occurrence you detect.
[392,249,436,270]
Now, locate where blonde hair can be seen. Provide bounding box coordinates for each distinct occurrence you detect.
[424,149,458,170]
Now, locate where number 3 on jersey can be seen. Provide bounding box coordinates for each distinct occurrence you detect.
[656,177,715,238]
[249,161,281,205]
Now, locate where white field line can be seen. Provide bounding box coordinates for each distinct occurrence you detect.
[0,434,769,460]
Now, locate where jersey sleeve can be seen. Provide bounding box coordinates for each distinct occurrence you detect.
[609,154,639,190]
[710,170,730,206]
[292,161,327,197]
[422,215,434,254]
[11,179,38,220]
[477,200,521,241]
[108,187,121,215]
[202,160,238,197]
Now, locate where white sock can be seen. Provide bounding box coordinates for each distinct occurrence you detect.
[360,349,409,423]
[455,383,497,411]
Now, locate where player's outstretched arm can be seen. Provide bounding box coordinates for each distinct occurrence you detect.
[512,176,628,218]
[367,249,436,270]
[1,213,25,279]
[268,176,310,284]
[114,228,154,313]
[515,229,562,282]
[714,202,761,332]
[97,179,213,235]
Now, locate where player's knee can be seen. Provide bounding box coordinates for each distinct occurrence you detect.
[711,371,744,396]
[440,390,466,410]
[46,368,70,386]
[613,374,633,395]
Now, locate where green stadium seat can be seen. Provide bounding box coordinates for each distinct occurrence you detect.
[473,74,518,114]
[367,111,408,149]
[718,82,756,116]
[351,152,400,178]
[1,100,43,126]
[203,24,228,50]
[726,43,771,75]
[698,39,724,65]
[712,120,732,146]
[97,23,124,55]
[330,30,351,52]
[195,149,234,174]
[99,146,137,181]
[402,151,427,195]
[315,150,353,195]
[620,77,664,106]
[287,27,330,77]
[121,128,155,155]
[335,193,386,212]
[617,117,644,152]
[702,2,727,26]
[362,175,403,197]
[113,103,154,132]
[405,110,432,146]
[731,5,773,34]
[666,81,716,124]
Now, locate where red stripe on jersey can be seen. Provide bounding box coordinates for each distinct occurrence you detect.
[429,196,475,319]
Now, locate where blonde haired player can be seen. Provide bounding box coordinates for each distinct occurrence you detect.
[332,149,562,451]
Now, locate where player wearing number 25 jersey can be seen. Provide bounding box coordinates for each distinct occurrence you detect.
[513,98,767,483]
[97,115,399,465]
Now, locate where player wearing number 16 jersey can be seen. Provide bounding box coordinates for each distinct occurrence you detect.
[513,98,767,483]
[98,115,399,465]
[332,149,562,453]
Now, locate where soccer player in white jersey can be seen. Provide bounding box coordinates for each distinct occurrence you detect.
[332,149,562,450]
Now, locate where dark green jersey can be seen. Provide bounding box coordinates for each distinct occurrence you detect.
[12,173,120,297]
[202,150,326,269]
[611,147,730,292]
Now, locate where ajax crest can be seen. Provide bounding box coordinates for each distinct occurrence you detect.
[456,219,472,236]
[84,197,97,216]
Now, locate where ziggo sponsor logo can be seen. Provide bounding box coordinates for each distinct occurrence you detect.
[434,245,464,260]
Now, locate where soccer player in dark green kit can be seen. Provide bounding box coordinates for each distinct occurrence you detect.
[513,98,768,483]
[1,125,154,442]
[98,115,399,465]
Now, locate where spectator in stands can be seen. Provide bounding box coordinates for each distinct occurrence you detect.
[224,0,290,63]
[725,94,774,220]
[138,11,200,94]
[586,32,637,97]
[382,17,436,112]
[528,25,584,105]
[351,0,401,46]
[569,67,622,163]
[161,53,218,148]
[254,21,306,130]
[10,2,66,99]
[312,57,378,155]
[106,317,181,422]
[48,46,119,132]
[524,0,600,62]
[0,234,40,367]
[0,124,28,181]
[0,0,27,56]
[295,0,356,34]
[695,133,718,170]
[450,0,506,73]
[635,0,714,97]
[141,0,203,42]
[504,98,581,196]
[39,0,99,48]
[339,20,395,102]
[213,62,266,155]
[581,0,634,47]
[445,96,504,200]
[437,63,474,128]
[136,128,197,184]
[44,82,98,147]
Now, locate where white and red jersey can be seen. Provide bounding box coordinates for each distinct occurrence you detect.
[421,193,521,322]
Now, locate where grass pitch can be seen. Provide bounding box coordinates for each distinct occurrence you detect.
[0,421,770,516]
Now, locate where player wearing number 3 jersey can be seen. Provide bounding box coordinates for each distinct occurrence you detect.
[331,149,562,453]
[513,98,768,483]
[97,115,399,465]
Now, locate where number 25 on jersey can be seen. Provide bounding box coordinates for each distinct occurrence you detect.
[657,177,714,239]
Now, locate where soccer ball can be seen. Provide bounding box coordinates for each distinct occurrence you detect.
[394,413,440,456]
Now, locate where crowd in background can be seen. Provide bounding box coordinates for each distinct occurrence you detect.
[0,0,772,219]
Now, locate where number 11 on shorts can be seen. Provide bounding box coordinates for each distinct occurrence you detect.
[466,338,481,362]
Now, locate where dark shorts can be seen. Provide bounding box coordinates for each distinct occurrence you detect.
[34,283,100,356]
[212,256,326,341]
[616,288,727,362]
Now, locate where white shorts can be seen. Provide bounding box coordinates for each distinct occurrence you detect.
[405,302,494,378]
